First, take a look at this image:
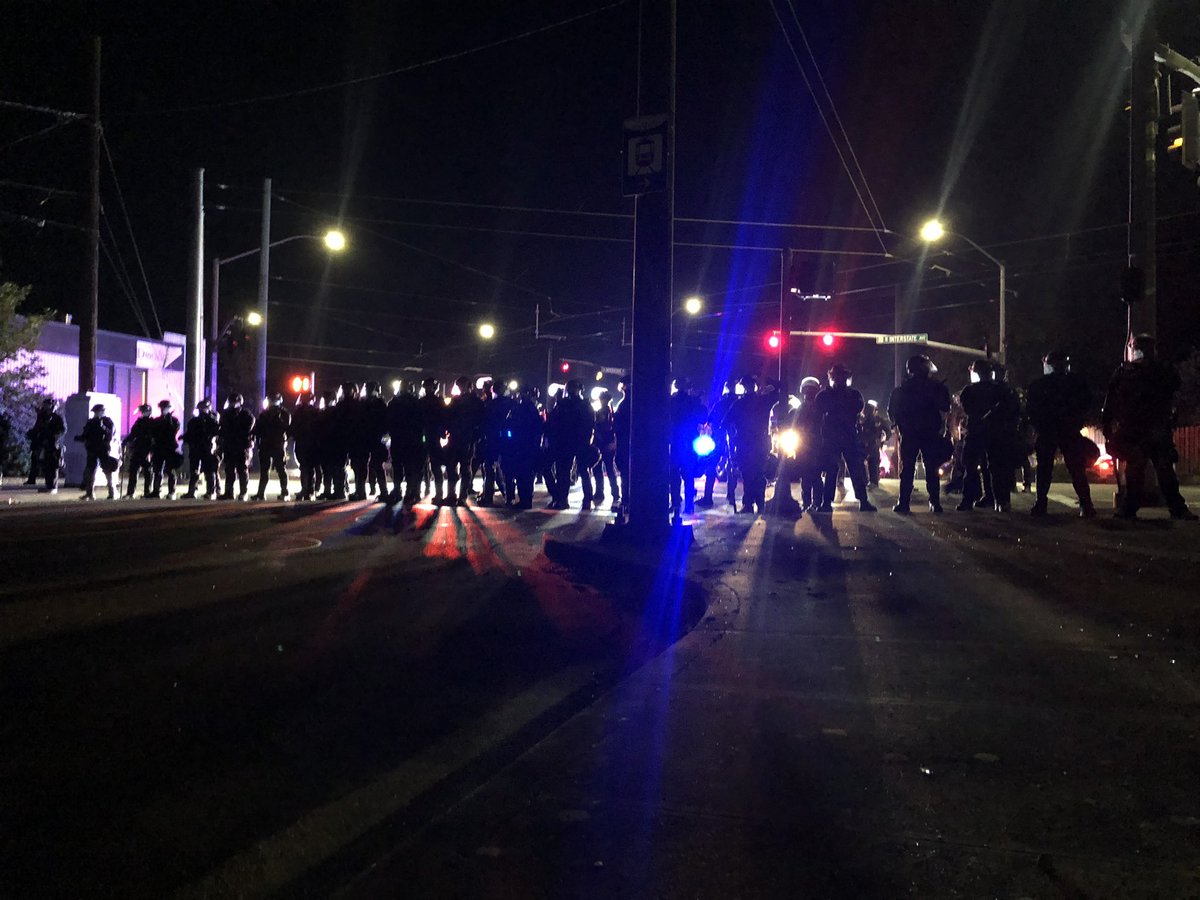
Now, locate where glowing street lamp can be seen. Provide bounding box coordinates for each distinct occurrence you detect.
[323,229,347,252]
[478,322,496,340]
[919,217,1006,359]
[683,295,703,316]
[245,310,263,327]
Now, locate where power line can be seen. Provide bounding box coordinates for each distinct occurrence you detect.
[0,179,79,197]
[0,99,86,118]
[0,119,75,154]
[122,0,635,116]
[100,131,161,337]
[257,185,633,220]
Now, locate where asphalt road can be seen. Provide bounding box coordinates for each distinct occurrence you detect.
[3,479,1199,898]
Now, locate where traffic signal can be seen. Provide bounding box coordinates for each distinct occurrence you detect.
[559,360,571,373]
[819,332,837,351]
[765,330,782,351]
[1167,89,1199,171]
[289,374,313,394]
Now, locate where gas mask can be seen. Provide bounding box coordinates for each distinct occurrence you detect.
[1130,349,1145,362]
[1043,363,1054,375]
[970,371,982,384]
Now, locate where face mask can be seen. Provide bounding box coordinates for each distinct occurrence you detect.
[970,371,981,384]
[1130,350,1145,362]
[1043,364,1054,375]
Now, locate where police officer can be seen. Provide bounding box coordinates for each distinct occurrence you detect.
[29,398,66,494]
[708,379,739,508]
[251,392,291,501]
[813,364,876,512]
[318,389,346,500]
[721,375,776,515]
[669,377,707,519]
[859,399,890,487]
[888,355,952,514]
[477,381,512,507]
[25,398,57,486]
[1102,334,1197,520]
[591,389,620,510]
[546,379,595,510]
[75,403,117,500]
[356,381,389,502]
[505,387,544,509]
[386,383,425,507]
[766,386,804,518]
[444,376,484,506]
[219,393,255,500]
[957,359,1021,512]
[150,400,182,498]
[1026,350,1096,518]
[290,392,322,502]
[417,378,448,504]
[182,398,221,499]
[123,403,156,498]
[791,376,827,511]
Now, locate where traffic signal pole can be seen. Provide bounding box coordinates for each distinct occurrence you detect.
[1128,21,1158,337]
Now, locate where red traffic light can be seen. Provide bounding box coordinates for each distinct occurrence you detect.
[766,330,782,351]
[560,361,571,373]
[820,333,836,350]
[290,374,313,393]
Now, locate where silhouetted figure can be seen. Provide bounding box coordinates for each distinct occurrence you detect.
[814,364,876,512]
[957,359,1021,512]
[123,403,156,498]
[150,400,182,498]
[888,355,952,514]
[1102,333,1197,520]
[183,398,221,499]
[251,392,290,500]
[722,375,776,515]
[219,393,255,501]
[386,385,425,507]
[76,403,116,500]
[418,378,448,504]
[546,379,595,510]
[290,392,321,501]
[1027,350,1096,518]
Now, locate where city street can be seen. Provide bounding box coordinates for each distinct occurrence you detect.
[2,478,1199,898]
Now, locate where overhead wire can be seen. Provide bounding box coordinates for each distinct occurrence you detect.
[0,119,75,154]
[764,0,890,254]
[101,130,162,337]
[122,0,635,116]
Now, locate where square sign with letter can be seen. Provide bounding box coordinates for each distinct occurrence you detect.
[622,114,669,196]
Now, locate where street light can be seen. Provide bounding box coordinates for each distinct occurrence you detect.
[478,322,496,340]
[919,218,1006,359]
[208,230,346,405]
[683,295,703,316]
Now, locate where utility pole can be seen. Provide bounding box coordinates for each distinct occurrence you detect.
[623,0,676,537]
[184,168,204,419]
[79,36,101,394]
[255,177,272,405]
[1128,21,1158,336]
[893,284,904,388]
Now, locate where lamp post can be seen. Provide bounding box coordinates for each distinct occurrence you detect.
[208,229,345,406]
[920,218,1006,360]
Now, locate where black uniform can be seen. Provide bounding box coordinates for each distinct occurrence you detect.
[356,391,389,501]
[888,374,952,511]
[123,414,156,498]
[546,390,595,509]
[25,405,56,485]
[417,392,448,503]
[669,390,707,516]
[443,390,483,504]
[151,412,182,497]
[813,385,871,509]
[722,390,775,514]
[478,390,513,506]
[319,397,347,499]
[219,405,255,500]
[958,378,1021,511]
[1102,358,1194,519]
[591,403,619,508]
[505,394,544,509]
[183,409,221,498]
[251,405,291,500]
[76,414,116,499]
[290,399,322,501]
[1027,371,1095,514]
[386,391,425,506]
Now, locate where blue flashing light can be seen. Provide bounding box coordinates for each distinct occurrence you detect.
[693,434,717,457]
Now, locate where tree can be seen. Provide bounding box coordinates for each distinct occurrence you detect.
[0,282,51,476]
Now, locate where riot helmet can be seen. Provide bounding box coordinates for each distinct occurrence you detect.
[968,359,992,384]
[906,354,933,378]
[736,374,757,395]
[90,403,105,414]
[827,364,852,388]
[1043,350,1070,375]
[41,397,56,409]
[137,403,152,415]
[196,398,212,411]
[227,392,244,409]
[158,399,172,411]
[269,392,284,407]
[799,376,821,401]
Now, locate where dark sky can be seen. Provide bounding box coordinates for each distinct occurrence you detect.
[2,0,1198,401]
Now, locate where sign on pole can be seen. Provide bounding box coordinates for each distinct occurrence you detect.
[622,114,669,196]
[875,333,928,344]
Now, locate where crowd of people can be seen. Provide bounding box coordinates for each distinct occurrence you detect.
[16,333,1197,522]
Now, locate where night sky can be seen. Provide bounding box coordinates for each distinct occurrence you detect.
[3,0,1198,404]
